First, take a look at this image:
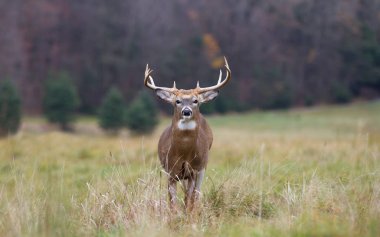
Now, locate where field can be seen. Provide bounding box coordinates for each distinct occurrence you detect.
[0,102,379,237]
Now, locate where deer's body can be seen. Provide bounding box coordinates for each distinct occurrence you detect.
[144,58,231,210]
[158,111,213,179]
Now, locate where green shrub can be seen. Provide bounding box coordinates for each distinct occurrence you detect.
[43,72,80,131]
[340,26,380,95]
[0,80,21,137]
[269,91,293,109]
[304,95,315,107]
[200,102,216,115]
[332,84,352,104]
[125,91,158,134]
[98,87,125,133]
[214,97,229,114]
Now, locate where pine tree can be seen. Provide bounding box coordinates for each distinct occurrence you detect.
[0,80,21,137]
[125,91,158,134]
[43,72,80,131]
[98,87,125,133]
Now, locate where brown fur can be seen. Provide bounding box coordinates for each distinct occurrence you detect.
[158,112,213,180]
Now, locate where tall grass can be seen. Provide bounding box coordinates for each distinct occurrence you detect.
[0,102,379,236]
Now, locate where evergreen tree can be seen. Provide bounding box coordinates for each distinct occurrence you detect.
[200,102,216,115]
[98,87,125,133]
[0,80,21,137]
[43,72,80,131]
[125,91,158,134]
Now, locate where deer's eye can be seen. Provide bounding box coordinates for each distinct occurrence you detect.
[176,100,181,104]
[193,99,198,104]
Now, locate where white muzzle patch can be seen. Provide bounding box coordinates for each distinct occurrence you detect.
[177,119,197,130]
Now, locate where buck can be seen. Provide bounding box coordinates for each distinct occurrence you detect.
[144,57,231,210]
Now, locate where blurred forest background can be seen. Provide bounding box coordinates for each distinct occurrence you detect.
[1,1,380,235]
[0,0,380,114]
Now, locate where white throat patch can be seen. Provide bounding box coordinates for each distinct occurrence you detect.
[177,119,197,130]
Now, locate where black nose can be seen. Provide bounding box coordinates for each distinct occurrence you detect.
[182,109,192,116]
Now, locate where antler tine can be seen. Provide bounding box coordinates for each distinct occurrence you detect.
[144,64,155,90]
[144,64,177,92]
[149,76,155,86]
[224,56,230,71]
[197,56,231,93]
[218,70,222,84]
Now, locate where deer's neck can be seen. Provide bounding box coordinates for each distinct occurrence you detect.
[177,118,197,130]
[171,113,200,139]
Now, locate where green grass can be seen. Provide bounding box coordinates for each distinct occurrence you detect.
[0,101,379,236]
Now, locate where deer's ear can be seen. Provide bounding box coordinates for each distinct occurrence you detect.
[156,90,175,103]
[199,90,219,103]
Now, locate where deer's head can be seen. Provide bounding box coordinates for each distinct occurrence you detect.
[144,57,231,121]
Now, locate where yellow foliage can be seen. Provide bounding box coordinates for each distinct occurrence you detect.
[211,56,225,69]
[203,33,221,67]
[307,48,317,63]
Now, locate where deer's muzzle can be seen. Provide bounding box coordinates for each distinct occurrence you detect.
[182,107,192,117]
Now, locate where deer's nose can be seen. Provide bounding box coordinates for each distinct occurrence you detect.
[182,108,192,117]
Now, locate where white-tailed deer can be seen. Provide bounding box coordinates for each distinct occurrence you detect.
[144,57,231,210]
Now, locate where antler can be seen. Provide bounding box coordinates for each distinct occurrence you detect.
[144,64,177,92]
[196,57,231,93]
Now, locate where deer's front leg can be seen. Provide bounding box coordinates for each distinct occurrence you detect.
[185,177,195,210]
[194,168,205,201]
[168,177,177,210]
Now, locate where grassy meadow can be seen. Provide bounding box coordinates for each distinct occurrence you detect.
[0,101,379,236]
